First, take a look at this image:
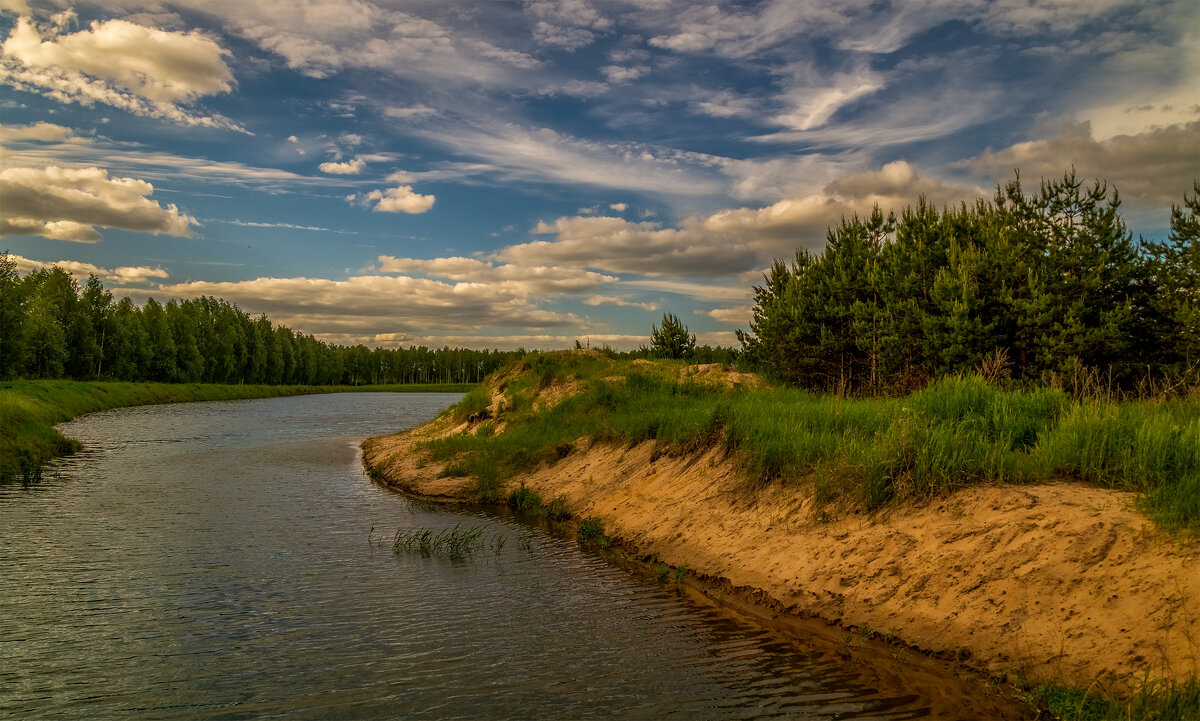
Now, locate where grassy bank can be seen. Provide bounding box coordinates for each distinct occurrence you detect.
[423,352,1199,533]
[0,380,471,483]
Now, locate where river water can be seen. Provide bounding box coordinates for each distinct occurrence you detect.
[1,393,1024,719]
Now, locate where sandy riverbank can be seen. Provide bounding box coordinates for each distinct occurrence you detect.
[363,396,1200,693]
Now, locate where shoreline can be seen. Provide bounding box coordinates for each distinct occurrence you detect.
[363,418,1200,697]
[0,379,473,483]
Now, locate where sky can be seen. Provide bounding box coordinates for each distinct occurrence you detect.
[0,0,1197,351]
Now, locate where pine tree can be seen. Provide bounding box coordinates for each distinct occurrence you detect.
[650,312,696,359]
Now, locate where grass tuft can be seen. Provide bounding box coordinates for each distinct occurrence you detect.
[421,353,1200,532]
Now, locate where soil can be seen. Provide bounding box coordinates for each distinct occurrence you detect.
[363,400,1200,692]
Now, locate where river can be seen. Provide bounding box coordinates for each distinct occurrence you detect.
[0,393,1023,719]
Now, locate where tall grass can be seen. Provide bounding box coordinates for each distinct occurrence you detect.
[1031,678,1200,721]
[1,379,472,483]
[421,352,1200,532]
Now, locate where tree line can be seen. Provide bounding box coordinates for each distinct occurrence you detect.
[738,173,1199,394]
[0,258,524,386]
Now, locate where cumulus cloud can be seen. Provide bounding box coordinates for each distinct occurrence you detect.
[318,157,365,174]
[0,120,80,143]
[609,202,628,212]
[151,273,583,340]
[360,184,435,213]
[500,162,984,277]
[0,16,240,130]
[527,0,611,51]
[8,252,167,285]
[959,121,1200,209]
[0,165,197,242]
[584,294,658,311]
[702,305,753,326]
[601,64,648,83]
[690,89,757,119]
[377,255,614,295]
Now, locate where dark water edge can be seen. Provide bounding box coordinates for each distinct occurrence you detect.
[1,393,1029,720]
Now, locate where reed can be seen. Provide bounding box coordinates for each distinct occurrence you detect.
[391,523,497,559]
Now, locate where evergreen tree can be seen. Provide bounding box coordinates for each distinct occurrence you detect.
[650,312,696,359]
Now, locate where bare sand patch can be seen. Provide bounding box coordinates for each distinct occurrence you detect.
[363,425,1200,690]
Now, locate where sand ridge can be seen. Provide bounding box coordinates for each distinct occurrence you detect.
[363,417,1200,691]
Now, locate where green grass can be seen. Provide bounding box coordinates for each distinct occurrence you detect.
[0,379,472,483]
[421,352,1200,533]
[576,516,610,547]
[1030,678,1200,720]
[392,523,505,559]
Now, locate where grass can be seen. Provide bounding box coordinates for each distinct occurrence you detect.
[576,516,610,547]
[1029,678,1200,720]
[411,351,1200,719]
[421,351,1200,533]
[392,523,504,559]
[0,379,473,483]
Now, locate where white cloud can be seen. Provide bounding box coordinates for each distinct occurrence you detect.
[0,165,197,242]
[0,0,30,16]
[500,161,985,278]
[690,89,757,119]
[318,157,365,174]
[8,252,167,285]
[0,120,80,143]
[959,121,1200,210]
[609,202,628,212]
[702,305,753,326]
[362,185,435,213]
[527,0,610,51]
[150,272,583,339]
[205,0,536,87]
[383,104,437,119]
[601,64,648,83]
[0,16,240,130]
[584,294,658,311]
[418,122,725,199]
[377,255,614,295]
[772,69,884,131]
[505,215,759,277]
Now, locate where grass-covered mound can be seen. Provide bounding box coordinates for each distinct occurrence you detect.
[0,380,473,483]
[423,351,1200,533]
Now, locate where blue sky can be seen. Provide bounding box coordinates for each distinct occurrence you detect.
[1,0,1196,350]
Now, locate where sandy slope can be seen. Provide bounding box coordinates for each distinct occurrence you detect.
[363,415,1200,691]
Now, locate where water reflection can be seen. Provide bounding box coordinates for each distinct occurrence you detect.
[0,393,1024,719]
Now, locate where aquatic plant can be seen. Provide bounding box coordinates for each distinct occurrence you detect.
[392,523,501,560]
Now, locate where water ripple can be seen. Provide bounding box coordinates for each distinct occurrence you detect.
[1,393,1018,720]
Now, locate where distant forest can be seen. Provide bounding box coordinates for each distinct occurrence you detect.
[739,173,1198,394]
[0,258,526,386]
[3,171,1195,393]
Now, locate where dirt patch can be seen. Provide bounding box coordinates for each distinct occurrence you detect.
[679,363,765,389]
[363,427,1200,690]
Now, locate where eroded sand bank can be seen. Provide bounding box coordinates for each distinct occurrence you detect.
[363,415,1200,691]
